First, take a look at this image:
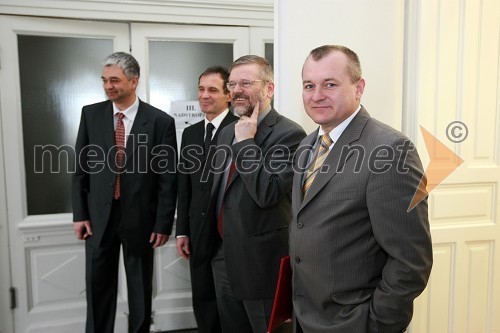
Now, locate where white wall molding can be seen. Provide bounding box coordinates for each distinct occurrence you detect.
[0,0,274,27]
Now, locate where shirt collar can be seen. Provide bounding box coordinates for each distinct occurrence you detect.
[318,104,361,143]
[205,109,229,131]
[257,105,272,125]
[113,96,139,122]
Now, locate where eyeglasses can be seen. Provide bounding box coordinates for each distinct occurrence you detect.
[226,80,267,91]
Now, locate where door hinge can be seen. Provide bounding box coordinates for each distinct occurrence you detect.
[9,287,16,309]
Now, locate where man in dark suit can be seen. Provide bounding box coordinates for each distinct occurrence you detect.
[208,55,306,333]
[176,66,237,333]
[72,52,177,333]
[290,45,433,333]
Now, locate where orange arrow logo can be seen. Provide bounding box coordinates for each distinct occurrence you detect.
[408,126,464,211]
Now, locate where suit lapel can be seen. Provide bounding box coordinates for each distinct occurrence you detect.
[216,112,237,139]
[207,112,236,161]
[254,109,277,146]
[193,121,205,146]
[211,123,235,198]
[221,124,238,189]
[99,102,115,153]
[293,131,318,210]
[125,100,149,165]
[191,121,204,158]
[300,108,370,210]
[225,109,276,190]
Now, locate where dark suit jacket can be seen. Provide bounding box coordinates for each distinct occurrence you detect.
[72,99,177,255]
[290,107,432,333]
[208,109,306,300]
[176,111,238,266]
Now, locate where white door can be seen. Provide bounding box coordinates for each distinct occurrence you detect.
[405,0,500,331]
[130,22,250,331]
[0,15,129,333]
[249,27,274,65]
[0,15,256,333]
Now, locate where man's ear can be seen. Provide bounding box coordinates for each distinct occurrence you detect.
[267,81,275,99]
[355,78,365,99]
[131,76,139,90]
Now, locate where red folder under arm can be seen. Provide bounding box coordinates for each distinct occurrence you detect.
[267,255,292,333]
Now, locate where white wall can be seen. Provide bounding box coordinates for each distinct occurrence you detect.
[274,0,405,134]
[274,1,500,332]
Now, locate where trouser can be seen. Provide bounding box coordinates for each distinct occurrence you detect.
[211,243,273,333]
[85,199,154,333]
[190,257,222,333]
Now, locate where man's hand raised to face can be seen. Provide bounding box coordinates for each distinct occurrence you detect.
[235,101,259,142]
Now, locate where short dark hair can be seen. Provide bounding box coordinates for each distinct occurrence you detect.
[199,66,230,94]
[307,45,362,83]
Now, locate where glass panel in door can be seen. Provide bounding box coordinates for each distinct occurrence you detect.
[265,42,274,69]
[148,40,233,114]
[18,35,112,215]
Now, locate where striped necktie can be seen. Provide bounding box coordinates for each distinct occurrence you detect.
[303,133,333,195]
[113,112,125,199]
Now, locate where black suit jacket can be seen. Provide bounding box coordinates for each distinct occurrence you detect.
[176,111,238,266]
[72,99,177,255]
[207,109,306,300]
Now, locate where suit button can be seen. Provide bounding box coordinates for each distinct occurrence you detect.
[297,222,303,229]
[295,256,301,263]
[201,212,205,217]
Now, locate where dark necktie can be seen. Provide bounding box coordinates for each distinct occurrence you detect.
[204,123,215,157]
[113,112,125,199]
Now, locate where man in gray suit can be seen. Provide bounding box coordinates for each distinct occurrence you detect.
[290,45,433,333]
[209,55,306,333]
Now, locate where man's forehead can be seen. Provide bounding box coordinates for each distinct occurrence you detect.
[303,55,347,77]
[229,64,259,77]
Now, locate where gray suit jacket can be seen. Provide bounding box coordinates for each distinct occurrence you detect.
[208,109,306,300]
[290,107,432,333]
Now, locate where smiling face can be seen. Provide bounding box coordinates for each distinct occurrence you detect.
[198,73,231,121]
[229,64,274,117]
[101,65,138,108]
[302,51,365,133]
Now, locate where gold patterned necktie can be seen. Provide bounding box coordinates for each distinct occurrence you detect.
[114,112,125,199]
[303,133,333,195]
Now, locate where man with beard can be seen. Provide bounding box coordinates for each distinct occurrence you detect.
[207,55,306,333]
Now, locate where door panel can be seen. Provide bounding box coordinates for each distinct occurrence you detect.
[0,15,129,333]
[249,27,273,68]
[130,22,249,331]
[405,0,500,331]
